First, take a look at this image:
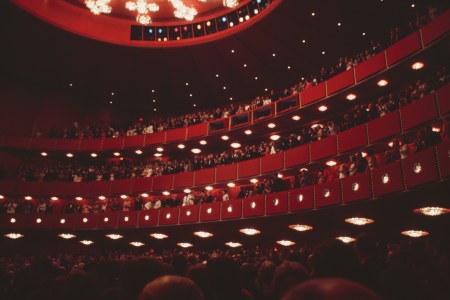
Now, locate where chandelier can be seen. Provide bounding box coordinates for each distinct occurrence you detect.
[85,0,241,24]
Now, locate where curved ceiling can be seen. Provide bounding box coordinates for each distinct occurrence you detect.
[0,0,432,117]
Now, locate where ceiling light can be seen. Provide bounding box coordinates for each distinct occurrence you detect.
[177,243,193,248]
[362,32,366,36]
[326,160,337,166]
[267,123,276,128]
[216,74,219,78]
[80,240,94,245]
[239,228,261,236]
[292,115,301,121]
[411,61,424,70]
[40,152,48,157]
[36,218,42,224]
[150,233,168,239]
[221,135,229,141]
[90,152,98,157]
[178,144,185,149]
[51,197,58,201]
[135,149,143,155]
[66,153,74,158]
[156,147,164,152]
[106,234,123,240]
[318,105,328,112]
[311,12,315,16]
[205,186,213,191]
[227,182,236,188]
[58,233,76,239]
[154,153,162,157]
[243,64,247,67]
[98,196,106,200]
[254,77,258,80]
[288,224,313,232]
[162,191,170,196]
[377,79,388,87]
[272,53,276,57]
[321,51,326,55]
[130,241,145,247]
[250,178,258,184]
[277,240,296,246]
[225,242,242,248]
[277,173,283,179]
[287,66,291,69]
[125,0,159,24]
[191,148,201,154]
[302,39,306,43]
[193,231,214,238]
[82,218,88,223]
[346,93,357,101]
[103,217,109,222]
[0,195,4,199]
[345,217,375,226]
[401,230,429,238]
[24,196,32,200]
[113,152,121,157]
[244,130,252,135]
[75,197,83,201]
[5,233,24,239]
[413,207,449,216]
[199,140,207,145]
[184,189,191,193]
[120,195,128,199]
[270,135,280,141]
[432,126,440,132]
[230,142,241,148]
[336,236,356,243]
[141,193,149,198]
[10,218,16,223]
[337,22,342,26]
[85,0,112,15]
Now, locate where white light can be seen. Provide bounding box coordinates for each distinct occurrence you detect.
[346,93,357,101]
[326,160,337,167]
[150,233,168,239]
[106,234,123,240]
[206,208,212,214]
[113,152,121,157]
[60,219,66,224]
[36,218,42,224]
[166,213,171,219]
[75,197,83,201]
[177,242,193,248]
[194,231,214,238]
[191,148,202,154]
[318,105,328,112]
[5,233,24,239]
[362,32,366,36]
[205,186,213,191]
[382,173,390,184]
[297,194,304,202]
[277,240,296,246]
[413,207,450,216]
[336,236,356,243]
[58,233,76,239]
[83,218,88,223]
[289,224,313,232]
[130,241,145,247]
[337,22,341,26]
[302,39,306,43]
[273,198,279,206]
[154,153,162,157]
[432,126,441,132]
[120,195,128,199]
[254,77,258,80]
[156,147,164,152]
[411,3,415,8]
[135,149,143,155]
[66,153,74,158]
[272,53,276,57]
[270,135,280,141]
[221,135,229,141]
[0,195,3,199]
[144,215,150,221]
[251,201,256,209]
[321,51,326,55]
[162,191,170,196]
[90,152,98,158]
[352,182,360,191]
[288,66,291,69]
[51,197,58,201]
[250,178,258,184]
[345,217,374,226]
[411,61,424,70]
[323,189,331,198]
[267,123,276,128]
[178,144,185,149]
[10,218,16,223]
[377,79,388,87]
[85,0,112,15]
[104,217,109,222]
[25,196,32,200]
[186,210,191,216]
[401,230,429,238]
[227,182,236,188]
[225,242,242,248]
[41,152,48,157]
[98,196,106,200]
[124,216,129,222]
[277,173,283,179]
[244,130,252,135]
[230,142,241,148]
[141,193,149,197]
[126,0,160,24]
[239,228,261,236]
[80,240,94,245]
[413,163,422,174]
[292,115,301,121]
[227,205,233,212]
[216,74,219,78]
[311,12,315,16]
[199,140,207,145]
[184,189,191,193]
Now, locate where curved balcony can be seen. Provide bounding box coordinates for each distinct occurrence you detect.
[0,9,449,152]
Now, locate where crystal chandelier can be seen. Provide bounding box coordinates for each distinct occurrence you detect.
[86,0,241,24]
[85,0,112,15]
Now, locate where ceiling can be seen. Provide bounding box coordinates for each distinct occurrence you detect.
[0,0,441,117]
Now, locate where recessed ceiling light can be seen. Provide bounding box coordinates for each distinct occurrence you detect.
[362,32,366,36]
[223,86,227,90]
[106,234,123,240]
[120,194,128,199]
[270,135,280,141]
[191,148,201,154]
[69,83,73,87]
[244,130,252,135]
[111,92,115,96]
[277,240,296,246]
[292,115,301,121]
[413,207,449,216]
[199,140,207,145]
[225,242,242,248]
[66,153,74,158]
[177,243,193,248]
[205,186,213,191]
[141,193,149,197]
[5,233,24,239]
[311,12,315,16]
[75,197,83,201]
[243,64,247,67]
[216,74,219,77]
[80,240,94,245]
[0,195,5,199]
[345,217,375,226]
[153,108,156,111]
[193,231,214,238]
[156,147,164,152]
[267,123,276,128]
[154,153,162,157]
[411,3,415,8]
[184,189,191,193]
[221,135,229,141]
[130,241,145,247]
[51,197,58,201]
[239,228,261,236]
[346,93,357,101]
[321,51,326,55]
[40,152,48,157]
[185,82,189,86]
[401,230,429,238]
[227,182,236,188]
[98,196,106,200]
[336,236,356,243]
[377,79,388,87]
[150,233,168,239]
[326,160,337,166]
[411,61,424,70]
[287,66,291,69]
[229,97,233,101]
[230,142,241,148]
[250,178,258,184]
[272,53,276,57]
[231,49,235,53]
[288,224,313,232]
[24,196,32,200]
[58,233,76,239]
[318,105,328,112]
[337,22,342,26]
[302,39,306,43]
[113,152,120,157]
[90,152,98,157]
[162,191,170,196]
[178,144,185,149]
[135,149,143,155]
[109,101,113,104]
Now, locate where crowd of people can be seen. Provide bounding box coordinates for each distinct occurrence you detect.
[14,66,449,184]
[40,5,444,140]
[1,234,449,300]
